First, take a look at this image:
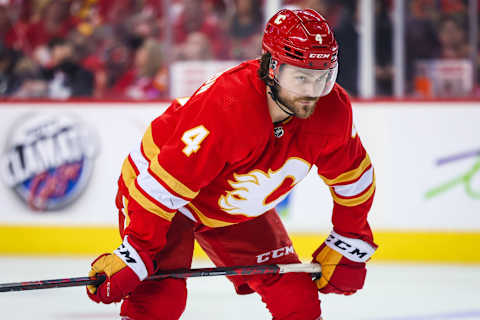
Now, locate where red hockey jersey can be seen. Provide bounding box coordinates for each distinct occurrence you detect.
[118,59,376,256]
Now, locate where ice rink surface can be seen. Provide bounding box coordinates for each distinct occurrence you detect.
[0,257,479,320]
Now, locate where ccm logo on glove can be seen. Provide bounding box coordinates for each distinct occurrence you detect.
[117,244,137,263]
[113,237,148,280]
[312,230,378,295]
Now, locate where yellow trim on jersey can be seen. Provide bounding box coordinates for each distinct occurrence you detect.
[150,161,199,199]
[187,203,236,228]
[330,178,376,207]
[320,154,372,186]
[129,183,175,221]
[121,157,137,185]
[122,159,174,222]
[141,125,159,160]
[141,125,198,200]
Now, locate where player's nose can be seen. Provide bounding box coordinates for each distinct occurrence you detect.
[301,82,317,97]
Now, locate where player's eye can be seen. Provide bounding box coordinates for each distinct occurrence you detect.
[315,73,328,83]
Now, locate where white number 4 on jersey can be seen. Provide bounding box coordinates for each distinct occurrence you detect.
[181,125,210,156]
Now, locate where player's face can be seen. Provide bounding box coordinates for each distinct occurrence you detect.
[275,64,337,119]
[276,83,320,119]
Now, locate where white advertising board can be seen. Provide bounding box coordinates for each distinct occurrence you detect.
[0,103,167,225]
[170,61,240,98]
[287,102,480,231]
[0,102,479,232]
[361,103,480,230]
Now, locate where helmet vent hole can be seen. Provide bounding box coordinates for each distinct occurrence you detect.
[284,52,303,60]
[284,46,304,58]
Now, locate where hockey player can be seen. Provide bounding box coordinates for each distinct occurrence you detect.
[86,8,377,320]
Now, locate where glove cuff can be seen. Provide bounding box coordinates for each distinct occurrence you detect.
[324,230,377,263]
[114,236,151,281]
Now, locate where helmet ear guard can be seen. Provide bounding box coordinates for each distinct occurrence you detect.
[268,58,278,80]
[262,55,296,117]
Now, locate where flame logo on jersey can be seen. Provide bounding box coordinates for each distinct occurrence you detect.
[218,158,310,216]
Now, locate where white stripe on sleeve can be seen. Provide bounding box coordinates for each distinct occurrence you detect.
[332,167,373,197]
[130,147,189,210]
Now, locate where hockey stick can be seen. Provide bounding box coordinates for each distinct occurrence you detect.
[0,263,321,293]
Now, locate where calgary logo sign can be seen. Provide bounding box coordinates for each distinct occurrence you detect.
[425,148,480,200]
[0,113,99,211]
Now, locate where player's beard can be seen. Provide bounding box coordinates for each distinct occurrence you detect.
[277,87,319,119]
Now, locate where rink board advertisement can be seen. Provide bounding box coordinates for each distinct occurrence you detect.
[0,101,479,262]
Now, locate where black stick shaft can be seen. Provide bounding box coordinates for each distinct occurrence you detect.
[0,274,106,292]
[0,263,321,292]
[150,264,281,280]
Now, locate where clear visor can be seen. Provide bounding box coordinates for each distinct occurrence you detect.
[273,63,338,98]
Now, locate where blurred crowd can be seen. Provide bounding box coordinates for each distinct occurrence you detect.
[0,0,478,100]
[404,0,478,97]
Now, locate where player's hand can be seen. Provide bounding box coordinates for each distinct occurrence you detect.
[312,230,377,295]
[86,237,154,304]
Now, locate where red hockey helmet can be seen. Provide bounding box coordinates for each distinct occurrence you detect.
[262,8,338,70]
[262,9,338,97]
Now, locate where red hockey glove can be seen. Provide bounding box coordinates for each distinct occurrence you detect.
[312,230,377,295]
[86,236,154,304]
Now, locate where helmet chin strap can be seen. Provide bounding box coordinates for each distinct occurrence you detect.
[267,58,295,118]
[267,85,296,117]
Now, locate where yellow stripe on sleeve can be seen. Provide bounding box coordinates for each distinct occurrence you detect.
[121,157,137,185]
[141,125,198,200]
[141,125,160,160]
[128,183,175,221]
[320,154,372,185]
[121,158,175,222]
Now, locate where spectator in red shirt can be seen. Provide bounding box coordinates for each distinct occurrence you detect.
[173,0,228,59]
[111,38,168,99]
[97,0,137,24]
[0,5,20,49]
[24,1,79,53]
[174,31,215,61]
[91,34,144,99]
